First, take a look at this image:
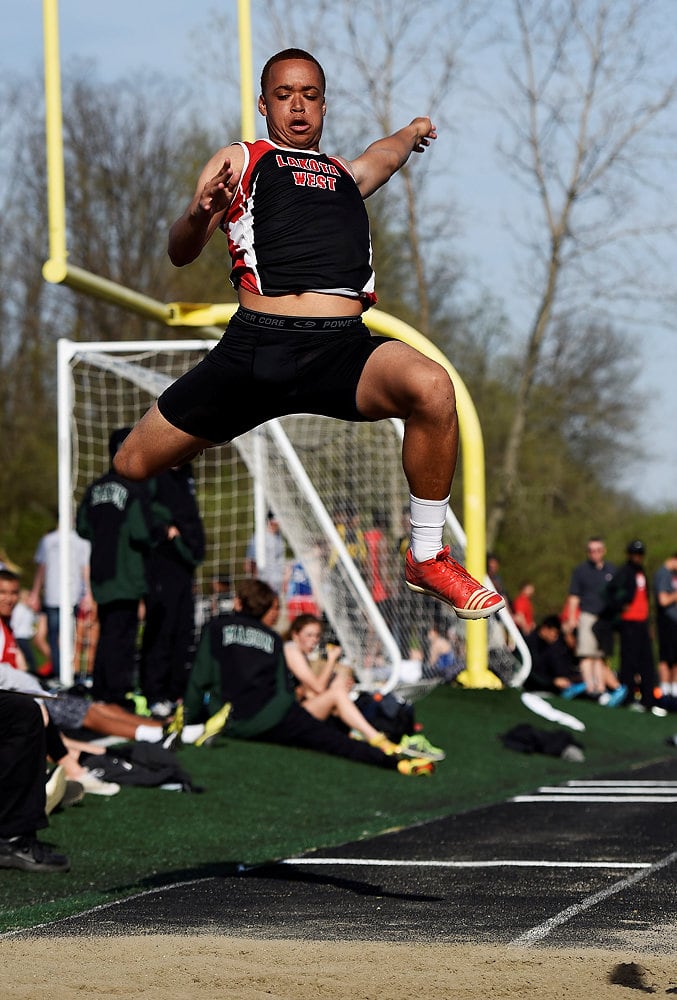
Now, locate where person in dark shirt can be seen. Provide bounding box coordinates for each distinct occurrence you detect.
[564,536,616,695]
[140,463,206,717]
[525,614,627,706]
[525,615,584,694]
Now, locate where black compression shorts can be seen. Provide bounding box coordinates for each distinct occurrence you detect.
[157,307,392,442]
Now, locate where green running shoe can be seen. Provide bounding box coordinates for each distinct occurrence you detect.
[397,733,446,762]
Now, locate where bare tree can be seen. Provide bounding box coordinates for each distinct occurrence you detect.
[0,70,233,567]
[486,0,677,546]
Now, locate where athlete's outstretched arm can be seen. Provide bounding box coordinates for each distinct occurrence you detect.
[168,144,244,266]
[348,117,436,199]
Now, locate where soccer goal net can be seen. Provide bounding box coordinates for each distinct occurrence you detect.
[58,338,528,695]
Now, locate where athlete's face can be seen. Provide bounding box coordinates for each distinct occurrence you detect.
[258,59,326,149]
[0,579,19,621]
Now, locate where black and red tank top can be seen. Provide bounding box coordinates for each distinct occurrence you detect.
[221,139,377,307]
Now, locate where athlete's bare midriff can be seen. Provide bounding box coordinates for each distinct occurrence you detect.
[238,288,364,317]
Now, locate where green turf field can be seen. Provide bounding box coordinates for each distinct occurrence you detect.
[1,686,675,934]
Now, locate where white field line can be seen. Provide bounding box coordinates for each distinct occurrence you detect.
[513,779,677,803]
[0,877,209,939]
[280,858,649,870]
[565,780,677,787]
[511,850,677,948]
[512,795,677,803]
[538,785,677,794]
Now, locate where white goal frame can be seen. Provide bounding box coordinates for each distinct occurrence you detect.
[56,337,530,691]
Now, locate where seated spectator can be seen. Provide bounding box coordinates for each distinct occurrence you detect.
[524,615,584,694]
[525,615,627,705]
[0,691,70,872]
[0,664,170,748]
[10,588,49,674]
[426,624,459,681]
[283,614,401,751]
[0,568,170,750]
[182,579,434,775]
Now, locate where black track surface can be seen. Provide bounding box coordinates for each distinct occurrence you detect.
[27,758,677,952]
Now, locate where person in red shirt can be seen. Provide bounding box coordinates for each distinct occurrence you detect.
[608,540,658,711]
[0,570,24,670]
[511,581,535,636]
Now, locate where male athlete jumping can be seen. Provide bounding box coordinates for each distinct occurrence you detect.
[114,48,504,621]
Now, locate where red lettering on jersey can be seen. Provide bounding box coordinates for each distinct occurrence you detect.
[292,171,307,185]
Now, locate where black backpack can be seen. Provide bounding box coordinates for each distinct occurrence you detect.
[79,742,202,792]
[354,692,416,742]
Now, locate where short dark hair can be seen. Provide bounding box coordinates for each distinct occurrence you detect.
[538,614,562,633]
[0,569,20,585]
[260,49,326,97]
[236,578,277,620]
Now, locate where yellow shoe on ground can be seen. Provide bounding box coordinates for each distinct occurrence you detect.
[369,731,402,755]
[195,702,232,747]
[397,758,435,776]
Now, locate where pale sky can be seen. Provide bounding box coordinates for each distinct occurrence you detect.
[6,1,677,509]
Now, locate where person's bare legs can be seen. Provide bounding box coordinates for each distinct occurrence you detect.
[301,680,383,744]
[113,403,214,481]
[356,341,457,499]
[82,702,163,740]
[579,657,606,695]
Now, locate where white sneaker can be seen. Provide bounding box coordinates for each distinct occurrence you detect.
[45,765,67,815]
[78,768,121,796]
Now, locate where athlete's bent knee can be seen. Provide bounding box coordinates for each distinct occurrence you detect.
[414,364,456,417]
[112,446,149,481]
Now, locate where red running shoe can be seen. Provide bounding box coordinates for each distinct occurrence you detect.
[405,546,506,620]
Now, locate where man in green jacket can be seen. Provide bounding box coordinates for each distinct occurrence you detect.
[76,428,156,705]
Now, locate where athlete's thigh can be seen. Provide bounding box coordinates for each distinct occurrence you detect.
[114,403,213,480]
[355,340,452,419]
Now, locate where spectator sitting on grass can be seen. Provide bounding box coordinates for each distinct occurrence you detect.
[181,579,434,775]
[524,614,627,706]
[283,613,402,751]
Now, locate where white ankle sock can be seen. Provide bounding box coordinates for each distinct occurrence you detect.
[181,723,205,745]
[409,494,450,562]
[135,725,163,743]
